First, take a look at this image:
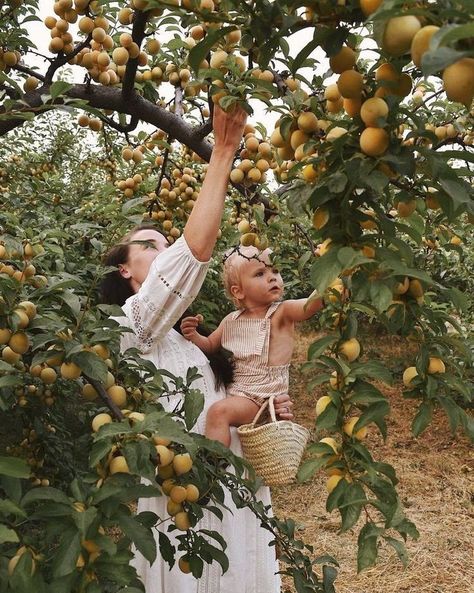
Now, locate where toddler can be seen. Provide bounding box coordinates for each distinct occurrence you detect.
[180,245,324,446]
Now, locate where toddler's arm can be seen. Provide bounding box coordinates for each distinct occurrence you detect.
[180,315,224,355]
[280,292,325,322]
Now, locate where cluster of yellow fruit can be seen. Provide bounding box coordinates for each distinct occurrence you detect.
[235,218,269,249]
[403,356,446,387]
[367,5,474,108]
[142,165,204,242]
[387,277,425,316]
[0,300,36,368]
[115,171,144,199]
[270,110,320,171]
[6,426,51,485]
[229,126,273,187]
[91,412,199,538]
[77,113,103,132]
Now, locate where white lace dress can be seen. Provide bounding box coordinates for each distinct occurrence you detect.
[112,236,281,593]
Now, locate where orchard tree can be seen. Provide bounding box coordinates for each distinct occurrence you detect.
[1,0,473,592]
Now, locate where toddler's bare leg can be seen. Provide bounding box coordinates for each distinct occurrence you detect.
[206,397,260,447]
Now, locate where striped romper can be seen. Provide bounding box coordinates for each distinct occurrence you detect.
[221,302,290,407]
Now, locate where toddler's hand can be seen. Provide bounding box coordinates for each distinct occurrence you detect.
[180,315,203,340]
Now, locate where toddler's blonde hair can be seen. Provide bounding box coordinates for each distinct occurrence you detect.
[222,246,271,308]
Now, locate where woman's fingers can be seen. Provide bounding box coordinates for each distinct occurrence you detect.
[213,105,248,151]
[273,394,294,420]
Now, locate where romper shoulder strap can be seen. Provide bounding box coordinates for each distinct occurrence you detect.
[264,301,283,319]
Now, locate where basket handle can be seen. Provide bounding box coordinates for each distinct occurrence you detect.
[250,395,277,427]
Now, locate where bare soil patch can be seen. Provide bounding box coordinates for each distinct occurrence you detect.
[272,330,474,593]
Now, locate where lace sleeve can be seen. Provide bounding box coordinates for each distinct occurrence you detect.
[121,235,210,351]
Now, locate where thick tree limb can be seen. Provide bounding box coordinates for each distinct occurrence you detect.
[0,82,214,161]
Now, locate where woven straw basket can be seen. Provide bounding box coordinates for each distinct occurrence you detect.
[237,395,310,486]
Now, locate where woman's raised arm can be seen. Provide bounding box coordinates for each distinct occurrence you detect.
[183,106,247,262]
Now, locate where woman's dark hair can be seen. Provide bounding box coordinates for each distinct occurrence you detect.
[101,225,234,389]
[100,224,167,306]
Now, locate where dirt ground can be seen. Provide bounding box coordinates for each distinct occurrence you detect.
[272,331,474,593]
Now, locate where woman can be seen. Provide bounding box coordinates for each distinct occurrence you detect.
[102,106,293,593]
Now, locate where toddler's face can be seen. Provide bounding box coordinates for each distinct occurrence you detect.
[233,252,283,307]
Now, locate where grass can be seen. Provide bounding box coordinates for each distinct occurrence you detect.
[272,330,474,593]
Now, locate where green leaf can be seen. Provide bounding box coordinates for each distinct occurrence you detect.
[384,536,408,567]
[310,249,343,294]
[412,401,433,437]
[352,362,392,385]
[118,514,157,564]
[52,528,82,578]
[0,375,23,388]
[50,81,73,100]
[297,457,330,482]
[72,350,108,383]
[339,483,366,532]
[308,335,338,360]
[158,531,175,570]
[0,456,30,478]
[357,523,380,572]
[0,498,27,518]
[22,486,71,507]
[0,524,19,543]
[183,388,204,430]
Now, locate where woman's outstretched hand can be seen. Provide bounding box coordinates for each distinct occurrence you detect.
[212,104,248,155]
[274,394,294,420]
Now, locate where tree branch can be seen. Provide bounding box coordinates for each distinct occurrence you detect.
[11,63,46,82]
[44,34,92,84]
[0,82,215,160]
[122,10,148,99]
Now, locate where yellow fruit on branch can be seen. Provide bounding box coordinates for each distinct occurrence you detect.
[329,46,356,74]
[318,437,339,455]
[360,0,382,17]
[174,510,191,531]
[106,384,127,408]
[336,70,364,99]
[343,416,368,440]
[312,207,329,229]
[407,279,424,298]
[427,357,445,374]
[109,455,130,475]
[360,97,388,128]
[402,366,418,387]
[325,278,344,304]
[169,485,187,504]
[338,338,361,362]
[92,413,113,432]
[359,127,389,157]
[8,331,30,355]
[442,58,474,108]
[297,111,319,133]
[326,474,345,493]
[324,84,341,102]
[40,366,57,384]
[382,16,422,57]
[396,200,417,218]
[155,445,175,467]
[315,395,333,416]
[410,25,440,68]
[60,361,82,380]
[178,557,192,573]
[302,164,319,183]
[185,484,200,502]
[173,452,193,475]
[0,328,12,345]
